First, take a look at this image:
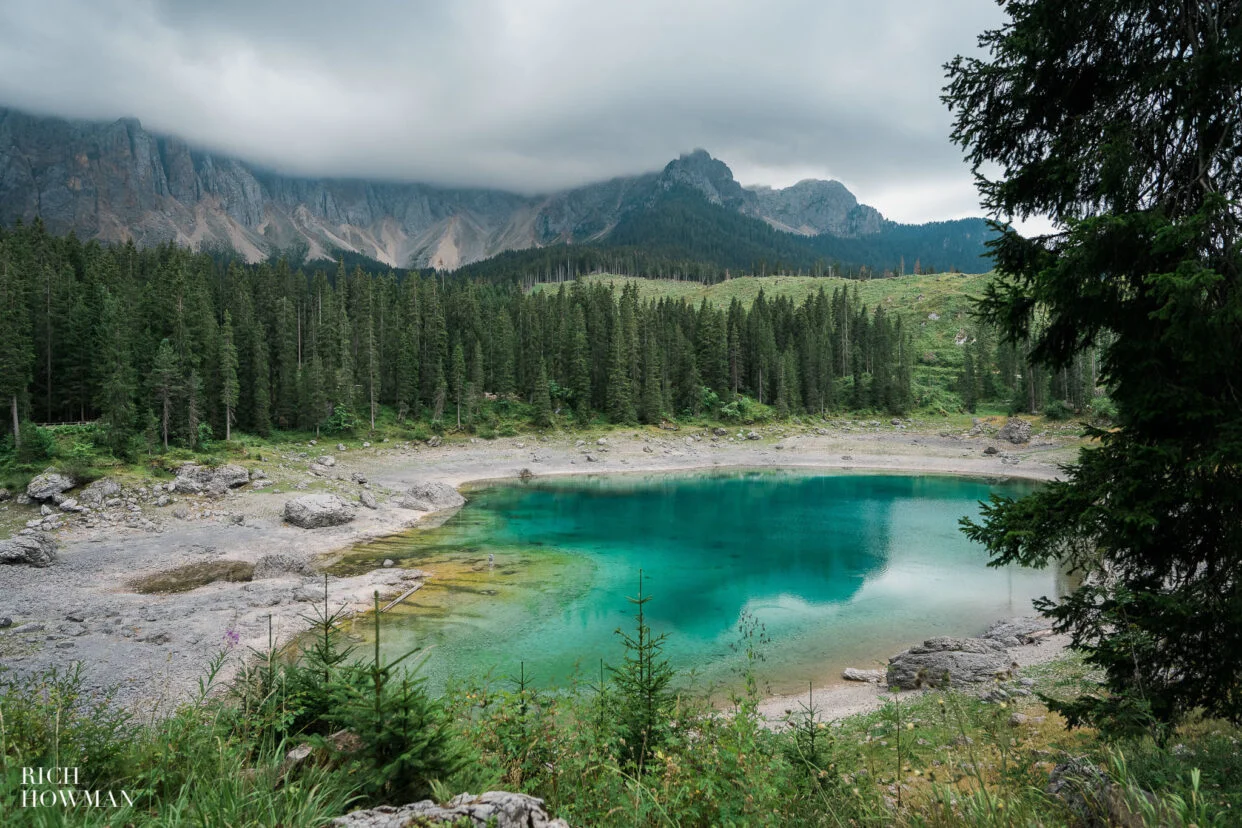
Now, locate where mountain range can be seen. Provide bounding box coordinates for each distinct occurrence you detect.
[0,107,991,273]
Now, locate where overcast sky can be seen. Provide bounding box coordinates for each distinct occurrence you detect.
[0,0,1045,229]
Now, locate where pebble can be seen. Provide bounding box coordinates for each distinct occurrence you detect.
[0,617,11,628]
[66,613,85,623]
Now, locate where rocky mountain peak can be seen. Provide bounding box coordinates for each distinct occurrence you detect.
[657,149,755,211]
[748,177,883,237]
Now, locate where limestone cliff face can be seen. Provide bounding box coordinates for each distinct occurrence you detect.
[0,108,894,268]
[749,179,883,236]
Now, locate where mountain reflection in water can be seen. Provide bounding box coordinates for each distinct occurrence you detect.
[336,470,1051,695]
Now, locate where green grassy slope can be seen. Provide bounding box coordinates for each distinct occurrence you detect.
[532,272,997,407]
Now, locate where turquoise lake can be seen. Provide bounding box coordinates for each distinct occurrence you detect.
[343,470,1060,695]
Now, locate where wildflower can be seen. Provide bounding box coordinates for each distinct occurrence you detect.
[906,722,914,730]
[223,628,240,649]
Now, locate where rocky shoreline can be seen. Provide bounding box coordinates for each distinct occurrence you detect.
[0,418,1080,712]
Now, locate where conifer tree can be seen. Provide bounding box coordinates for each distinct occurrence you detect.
[251,333,271,436]
[0,261,32,447]
[606,324,636,424]
[96,290,136,456]
[567,306,592,423]
[532,357,553,428]
[220,310,240,440]
[450,343,466,429]
[149,338,180,450]
[951,0,1242,731]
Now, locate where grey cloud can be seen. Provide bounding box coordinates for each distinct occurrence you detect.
[0,0,1008,221]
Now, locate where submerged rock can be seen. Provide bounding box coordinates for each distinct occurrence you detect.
[283,494,356,528]
[886,637,1015,689]
[332,791,568,828]
[252,553,315,579]
[399,481,465,512]
[0,532,57,567]
[841,668,885,683]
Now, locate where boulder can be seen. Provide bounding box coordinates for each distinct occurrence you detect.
[173,464,250,494]
[78,478,122,506]
[1047,757,1162,827]
[886,637,1015,689]
[997,417,1032,444]
[252,553,314,579]
[746,431,761,440]
[0,532,57,567]
[283,494,356,529]
[841,668,885,683]
[983,616,1056,647]
[315,455,336,467]
[359,490,378,510]
[215,464,250,488]
[0,487,11,502]
[26,470,75,501]
[982,445,999,456]
[399,481,465,512]
[426,435,443,448]
[332,791,568,828]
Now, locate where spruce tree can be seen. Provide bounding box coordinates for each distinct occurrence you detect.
[220,310,240,441]
[606,324,636,424]
[96,290,136,456]
[950,0,1242,732]
[532,357,553,428]
[0,261,32,448]
[251,334,271,436]
[567,306,592,424]
[149,339,180,450]
[450,343,466,429]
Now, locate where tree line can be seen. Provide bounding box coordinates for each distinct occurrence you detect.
[0,221,927,456]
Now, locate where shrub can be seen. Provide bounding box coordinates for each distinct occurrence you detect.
[1043,399,1075,420]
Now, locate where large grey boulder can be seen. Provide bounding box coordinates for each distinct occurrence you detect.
[284,494,355,528]
[173,464,250,494]
[887,637,1015,690]
[26,470,76,501]
[331,791,568,828]
[997,417,1032,444]
[252,553,315,579]
[983,617,1055,647]
[77,477,121,506]
[400,481,465,512]
[0,532,57,567]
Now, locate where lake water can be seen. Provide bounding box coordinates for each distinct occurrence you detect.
[339,470,1058,695]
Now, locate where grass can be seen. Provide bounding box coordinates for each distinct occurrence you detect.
[128,560,256,594]
[3,593,1239,827]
